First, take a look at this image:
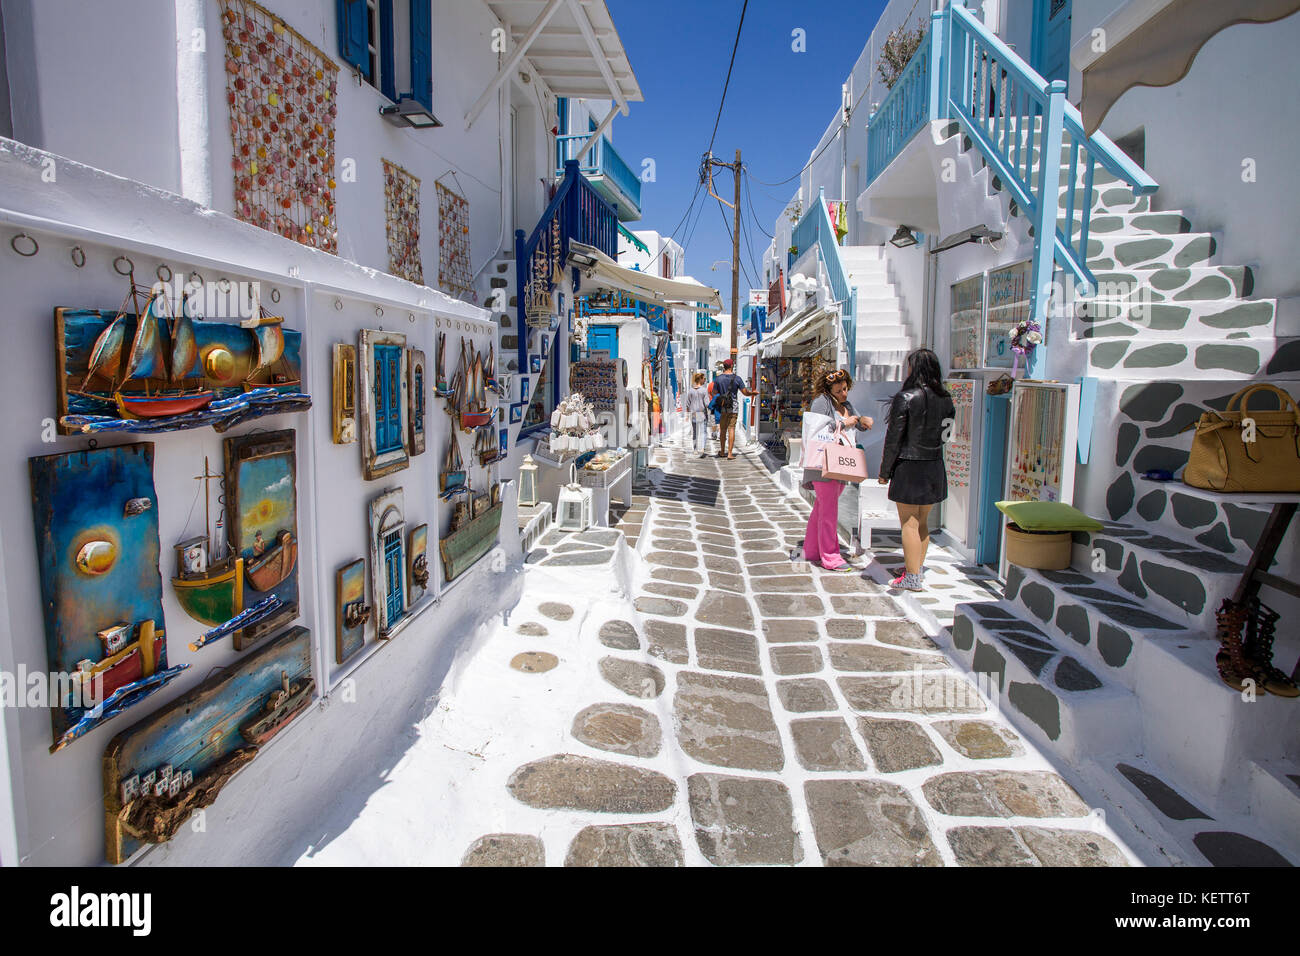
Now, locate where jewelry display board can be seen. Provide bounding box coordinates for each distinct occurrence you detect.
[569,359,618,411]
[949,274,983,370]
[986,260,1032,369]
[943,379,975,491]
[1005,382,1080,504]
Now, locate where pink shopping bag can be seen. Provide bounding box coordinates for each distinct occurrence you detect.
[821,424,867,483]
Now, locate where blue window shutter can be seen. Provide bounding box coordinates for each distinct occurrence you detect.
[379,0,396,102]
[337,0,370,77]
[409,0,433,110]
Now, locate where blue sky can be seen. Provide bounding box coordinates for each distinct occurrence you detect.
[606,0,888,308]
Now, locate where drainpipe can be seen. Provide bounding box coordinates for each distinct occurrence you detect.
[175,0,212,207]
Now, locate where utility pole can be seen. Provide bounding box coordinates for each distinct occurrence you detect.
[731,148,742,365]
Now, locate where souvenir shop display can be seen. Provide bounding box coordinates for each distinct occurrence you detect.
[57,282,310,435]
[439,433,465,497]
[949,274,983,370]
[358,329,410,480]
[986,261,1031,369]
[102,625,313,864]
[335,558,370,665]
[220,0,338,252]
[408,524,430,603]
[547,392,606,455]
[368,488,408,635]
[407,347,426,456]
[474,424,501,465]
[440,480,502,582]
[757,357,813,441]
[29,443,189,754]
[943,380,975,491]
[578,449,632,490]
[569,358,619,411]
[224,430,300,649]
[383,159,422,284]
[434,332,454,398]
[450,338,493,430]
[1005,382,1080,505]
[332,343,356,443]
[437,180,474,302]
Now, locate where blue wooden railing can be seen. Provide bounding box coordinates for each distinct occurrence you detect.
[514,160,618,392]
[577,289,667,330]
[790,188,857,365]
[867,37,932,184]
[556,133,642,215]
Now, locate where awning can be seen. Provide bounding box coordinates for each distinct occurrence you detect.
[760,305,838,358]
[568,241,723,314]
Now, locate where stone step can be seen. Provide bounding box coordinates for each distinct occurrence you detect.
[948,601,1140,762]
[1247,759,1300,850]
[1083,232,1217,271]
[837,244,886,261]
[1071,520,1246,633]
[1051,185,1152,215]
[1065,210,1192,237]
[1085,335,1299,381]
[1078,265,1254,304]
[1002,565,1205,692]
[1073,297,1277,339]
[855,308,905,325]
[854,293,901,310]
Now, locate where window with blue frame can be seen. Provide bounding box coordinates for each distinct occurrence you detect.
[337,0,433,111]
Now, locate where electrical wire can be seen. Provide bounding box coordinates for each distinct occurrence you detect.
[741,167,774,239]
[707,0,750,158]
[716,198,756,291]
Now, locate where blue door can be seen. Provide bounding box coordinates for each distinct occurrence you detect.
[976,393,1011,565]
[383,529,404,624]
[374,345,402,453]
[587,324,619,360]
[1032,0,1072,87]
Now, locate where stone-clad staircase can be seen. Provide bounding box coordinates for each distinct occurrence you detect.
[840,245,913,382]
[941,119,1300,864]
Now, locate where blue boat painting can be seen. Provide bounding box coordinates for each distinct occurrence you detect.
[28,443,186,752]
[55,302,308,436]
[224,430,299,650]
[102,625,313,864]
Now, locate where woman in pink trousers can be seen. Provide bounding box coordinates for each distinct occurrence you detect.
[801,368,873,571]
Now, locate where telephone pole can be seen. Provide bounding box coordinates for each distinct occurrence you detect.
[703,149,743,364]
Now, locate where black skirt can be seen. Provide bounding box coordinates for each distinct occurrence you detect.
[888,458,948,505]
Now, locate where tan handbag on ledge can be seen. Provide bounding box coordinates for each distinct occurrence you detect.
[1181,383,1300,493]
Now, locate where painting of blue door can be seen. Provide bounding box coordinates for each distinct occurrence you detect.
[374,344,403,454]
[587,325,619,360]
[383,529,404,625]
[1032,0,1072,87]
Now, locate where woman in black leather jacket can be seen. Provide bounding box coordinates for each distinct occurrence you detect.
[878,348,956,591]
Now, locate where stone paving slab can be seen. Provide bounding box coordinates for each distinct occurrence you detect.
[565,823,685,867]
[922,771,1091,818]
[508,755,676,813]
[598,657,665,699]
[571,703,662,758]
[694,627,762,675]
[858,717,943,773]
[790,718,868,771]
[805,780,942,866]
[770,645,824,675]
[776,678,837,713]
[828,643,948,673]
[674,671,784,771]
[688,774,803,865]
[838,675,987,714]
[461,833,545,867]
[644,620,689,665]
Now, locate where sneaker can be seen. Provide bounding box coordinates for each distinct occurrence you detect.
[890,572,924,591]
[824,563,857,573]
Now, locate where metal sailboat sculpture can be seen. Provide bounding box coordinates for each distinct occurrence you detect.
[242,311,300,393]
[439,432,466,496]
[172,456,245,628]
[459,339,492,430]
[105,288,216,418]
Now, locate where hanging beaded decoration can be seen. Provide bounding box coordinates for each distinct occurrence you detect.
[437,181,475,303]
[942,380,974,490]
[220,0,338,252]
[382,159,423,283]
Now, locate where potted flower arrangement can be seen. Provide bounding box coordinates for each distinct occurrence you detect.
[1009,318,1043,377]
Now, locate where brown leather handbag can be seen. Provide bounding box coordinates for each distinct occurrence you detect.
[1182,384,1300,492]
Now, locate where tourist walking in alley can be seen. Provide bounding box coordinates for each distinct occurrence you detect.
[802,367,873,571]
[686,371,710,456]
[712,358,755,459]
[879,348,956,591]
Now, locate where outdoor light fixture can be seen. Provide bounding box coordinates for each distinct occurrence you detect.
[379,97,443,129]
[889,225,919,248]
[568,250,598,269]
[932,224,1003,254]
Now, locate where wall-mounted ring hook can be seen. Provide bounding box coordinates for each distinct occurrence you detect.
[70,246,86,268]
[156,264,173,283]
[11,233,38,257]
[270,288,281,304]
[113,255,135,277]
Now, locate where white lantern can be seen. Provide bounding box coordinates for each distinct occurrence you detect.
[518,454,540,508]
[556,478,593,532]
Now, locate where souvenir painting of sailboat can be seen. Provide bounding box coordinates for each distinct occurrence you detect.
[460,341,492,430]
[171,456,245,628]
[434,331,453,397]
[440,434,466,495]
[114,291,216,418]
[474,424,499,466]
[242,312,301,393]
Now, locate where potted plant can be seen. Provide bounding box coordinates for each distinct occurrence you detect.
[876,22,928,91]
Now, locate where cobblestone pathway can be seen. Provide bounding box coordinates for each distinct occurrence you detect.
[302,436,1137,867]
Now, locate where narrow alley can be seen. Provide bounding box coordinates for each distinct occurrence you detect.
[298,436,1134,867]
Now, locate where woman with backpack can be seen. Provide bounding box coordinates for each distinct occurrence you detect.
[686,371,710,456]
[801,367,874,571]
[878,348,956,591]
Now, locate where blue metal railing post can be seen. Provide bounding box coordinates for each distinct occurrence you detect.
[514,227,527,377]
[928,8,946,123]
[1028,79,1066,380]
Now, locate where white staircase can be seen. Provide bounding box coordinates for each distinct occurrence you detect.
[840,244,913,381]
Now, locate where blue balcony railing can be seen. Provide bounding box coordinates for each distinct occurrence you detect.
[790,189,856,363]
[866,37,931,184]
[577,290,666,329]
[556,133,642,219]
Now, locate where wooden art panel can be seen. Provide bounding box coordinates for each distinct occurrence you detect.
[29,443,188,753]
[368,488,406,637]
[408,524,429,605]
[408,347,427,456]
[358,329,409,480]
[335,559,368,665]
[103,625,313,864]
[332,343,356,443]
[224,430,299,649]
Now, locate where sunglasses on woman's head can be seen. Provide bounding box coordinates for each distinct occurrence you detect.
[826,371,847,383]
